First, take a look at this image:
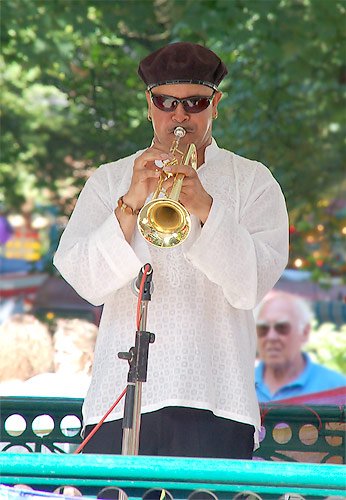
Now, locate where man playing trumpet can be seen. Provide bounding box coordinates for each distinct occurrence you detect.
[54,42,288,459]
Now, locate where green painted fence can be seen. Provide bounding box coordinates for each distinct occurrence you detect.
[0,453,345,499]
[1,397,344,464]
[0,397,345,499]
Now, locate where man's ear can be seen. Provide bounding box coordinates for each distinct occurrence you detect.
[145,90,151,106]
[212,91,222,119]
[213,90,223,106]
[302,324,311,345]
[145,90,152,120]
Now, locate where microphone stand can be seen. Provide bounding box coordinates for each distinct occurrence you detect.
[118,264,155,455]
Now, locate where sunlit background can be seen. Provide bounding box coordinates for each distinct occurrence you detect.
[1,0,345,380]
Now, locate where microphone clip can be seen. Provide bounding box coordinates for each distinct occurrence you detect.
[132,263,154,300]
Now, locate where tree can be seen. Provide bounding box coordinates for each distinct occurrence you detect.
[1,0,345,278]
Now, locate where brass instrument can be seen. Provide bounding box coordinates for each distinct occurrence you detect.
[137,127,197,248]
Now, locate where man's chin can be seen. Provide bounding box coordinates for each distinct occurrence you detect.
[263,350,282,361]
[265,357,284,369]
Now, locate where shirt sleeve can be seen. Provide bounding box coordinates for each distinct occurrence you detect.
[53,167,144,306]
[184,162,289,310]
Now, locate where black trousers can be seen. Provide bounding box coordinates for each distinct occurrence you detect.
[83,406,254,459]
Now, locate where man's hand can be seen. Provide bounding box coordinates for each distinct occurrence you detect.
[161,163,213,224]
[115,147,173,244]
[123,147,173,211]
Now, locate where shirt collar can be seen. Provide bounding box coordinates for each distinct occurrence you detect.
[256,353,313,390]
[203,137,220,164]
[286,352,312,388]
[255,361,264,385]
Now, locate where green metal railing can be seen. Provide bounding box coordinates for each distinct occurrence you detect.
[0,453,345,500]
[1,397,344,464]
[257,403,345,463]
[0,397,83,454]
[0,397,345,499]
[0,453,345,499]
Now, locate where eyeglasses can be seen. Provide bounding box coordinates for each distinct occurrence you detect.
[256,321,292,338]
[150,91,215,114]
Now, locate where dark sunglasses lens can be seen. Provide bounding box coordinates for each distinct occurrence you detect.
[184,98,211,113]
[152,95,176,111]
[256,322,291,337]
[152,94,212,113]
[275,322,291,335]
[256,325,269,337]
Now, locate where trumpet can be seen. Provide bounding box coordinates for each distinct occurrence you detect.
[137,126,197,248]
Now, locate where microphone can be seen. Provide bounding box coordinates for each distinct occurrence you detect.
[131,264,154,297]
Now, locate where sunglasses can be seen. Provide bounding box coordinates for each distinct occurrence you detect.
[256,321,291,338]
[150,91,215,114]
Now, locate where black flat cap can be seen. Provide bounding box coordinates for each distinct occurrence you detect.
[138,42,228,90]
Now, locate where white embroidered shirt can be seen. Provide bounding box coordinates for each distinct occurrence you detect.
[54,139,289,447]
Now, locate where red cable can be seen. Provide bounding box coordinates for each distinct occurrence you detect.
[73,387,127,454]
[261,403,323,431]
[74,266,150,454]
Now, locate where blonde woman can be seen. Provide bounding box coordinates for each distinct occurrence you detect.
[24,318,98,398]
[0,314,54,395]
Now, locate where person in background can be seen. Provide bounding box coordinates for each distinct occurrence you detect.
[255,292,346,402]
[53,318,96,377]
[0,314,54,395]
[24,318,98,398]
[53,41,288,458]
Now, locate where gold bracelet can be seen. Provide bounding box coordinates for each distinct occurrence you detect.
[117,196,141,216]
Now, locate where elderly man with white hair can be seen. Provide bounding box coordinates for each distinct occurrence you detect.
[255,292,346,402]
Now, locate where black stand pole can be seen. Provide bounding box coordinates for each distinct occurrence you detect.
[118,264,155,455]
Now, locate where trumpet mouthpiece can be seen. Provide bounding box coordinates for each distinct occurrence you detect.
[174,127,186,138]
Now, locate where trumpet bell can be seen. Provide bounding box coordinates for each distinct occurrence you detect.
[138,198,191,248]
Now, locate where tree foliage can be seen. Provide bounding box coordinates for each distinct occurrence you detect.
[1,0,345,277]
[306,323,346,374]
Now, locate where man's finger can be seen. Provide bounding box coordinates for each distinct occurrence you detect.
[164,164,196,177]
[137,170,161,183]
